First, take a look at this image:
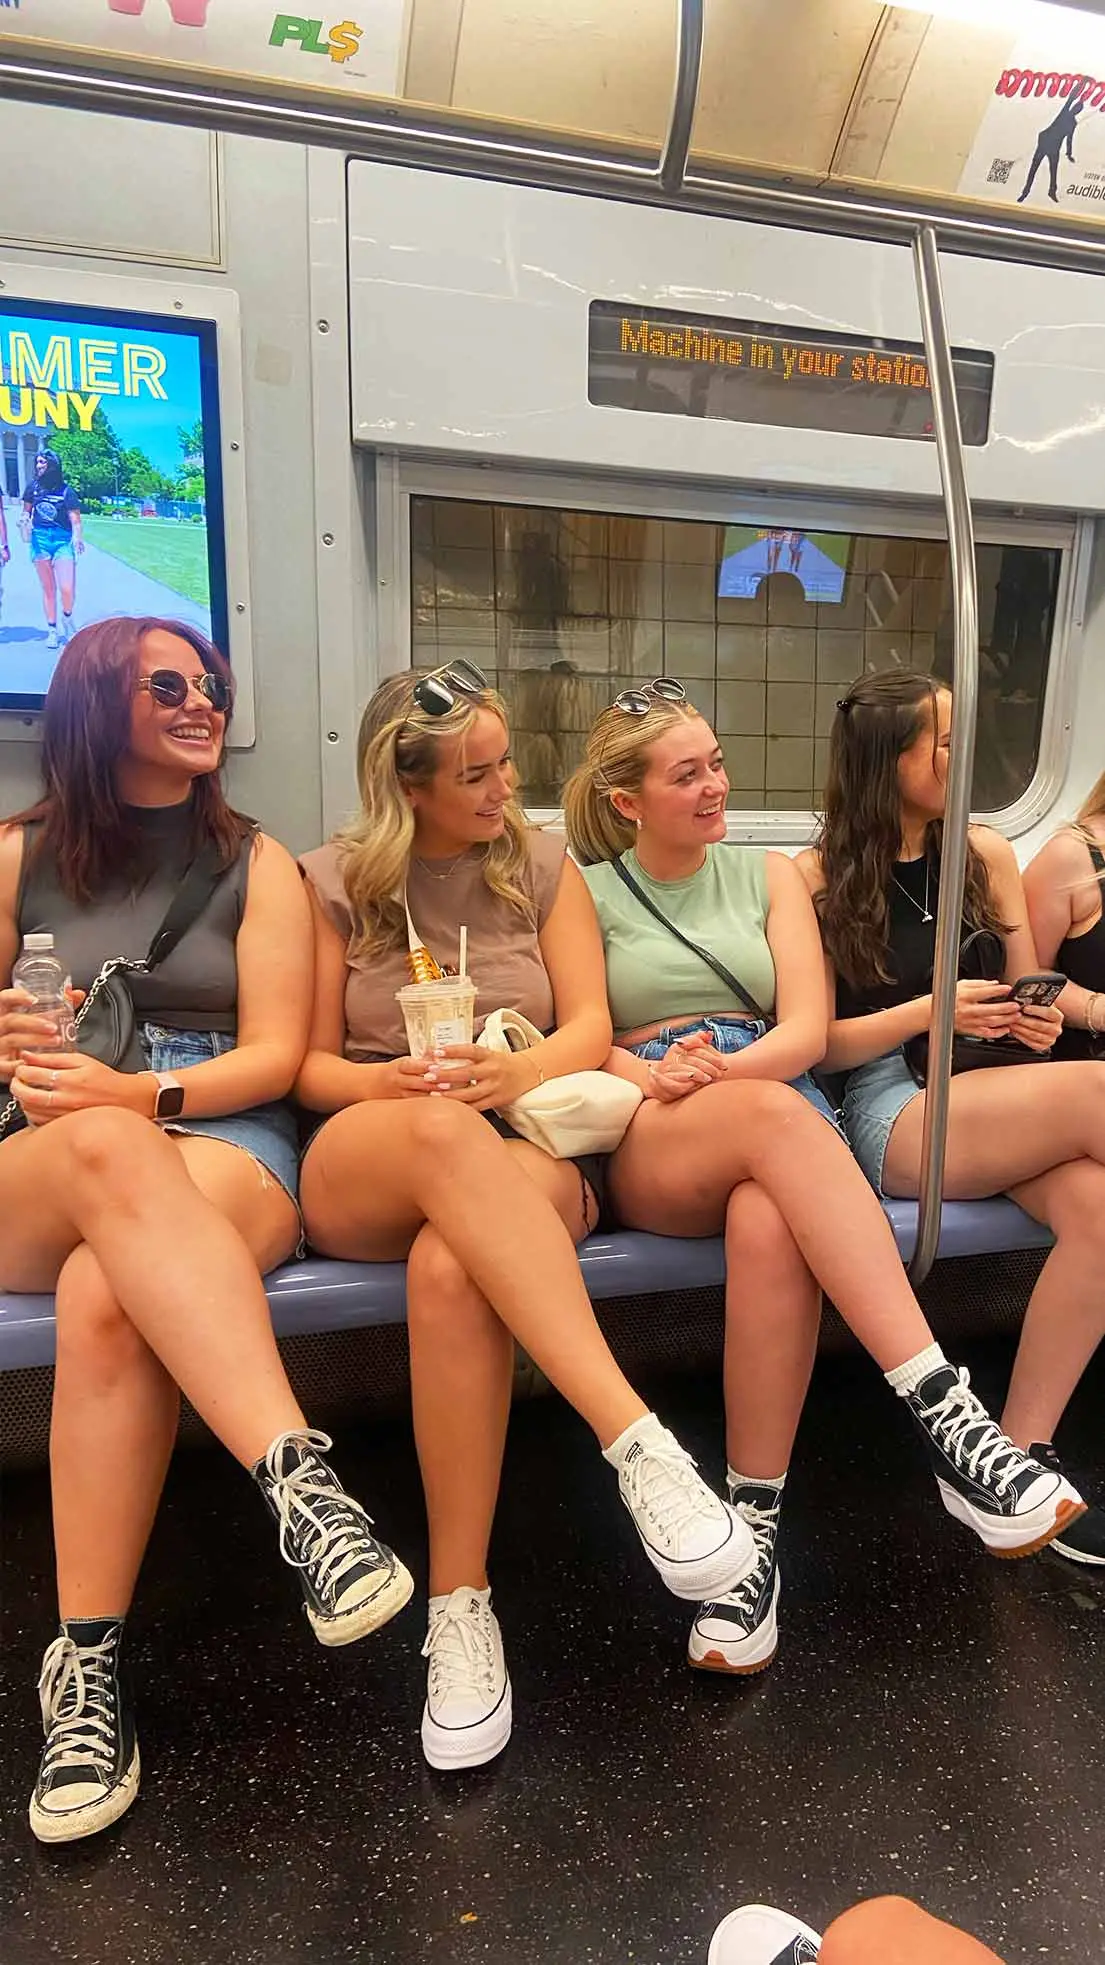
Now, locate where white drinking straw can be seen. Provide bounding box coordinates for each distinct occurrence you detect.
[459,926,468,978]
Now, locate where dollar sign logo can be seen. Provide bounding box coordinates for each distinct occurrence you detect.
[328,19,362,63]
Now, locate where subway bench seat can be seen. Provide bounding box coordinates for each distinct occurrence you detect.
[0,1198,1055,1375]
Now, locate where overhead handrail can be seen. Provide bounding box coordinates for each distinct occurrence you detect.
[660,0,705,195]
[907,226,980,1288]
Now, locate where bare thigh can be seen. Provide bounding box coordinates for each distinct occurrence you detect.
[882,1061,1105,1200]
[499,1138,596,1244]
[171,1135,300,1272]
[608,1082,801,1238]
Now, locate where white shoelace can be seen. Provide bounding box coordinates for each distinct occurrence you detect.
[37,1634,117,1783]
[264,1430,388,1602]
[622,1435,721,1551]
[422,1596,500,1706]
[717,1499,779,1614]
[917,1370,1035,1497]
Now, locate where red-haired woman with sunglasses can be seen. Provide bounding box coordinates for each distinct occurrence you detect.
[0,618,412,1847]
[297,664,760,1775]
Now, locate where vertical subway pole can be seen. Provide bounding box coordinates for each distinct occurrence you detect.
[660,0,706,195]
[907,226,980,1288]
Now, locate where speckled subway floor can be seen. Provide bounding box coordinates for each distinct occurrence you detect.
[2,1338,1104,1965]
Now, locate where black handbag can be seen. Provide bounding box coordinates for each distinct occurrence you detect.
[902,927,1050,1087]
[0,844,229,1142]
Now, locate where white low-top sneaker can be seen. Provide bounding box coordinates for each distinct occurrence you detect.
[605,1414,757,1602]
[708,1904,821,1965]
[421,1587,512,1772]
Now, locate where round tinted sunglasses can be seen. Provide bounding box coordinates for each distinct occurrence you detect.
[137,670,232,714]
[411,659,488,718]
[611,677,687,716]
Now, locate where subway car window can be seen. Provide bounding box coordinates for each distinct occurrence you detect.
[410,498,1061,813]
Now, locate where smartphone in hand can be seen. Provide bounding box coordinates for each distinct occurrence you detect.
[1009,972,1065,1009]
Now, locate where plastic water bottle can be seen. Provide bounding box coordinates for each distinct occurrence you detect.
[10,934,76,1053]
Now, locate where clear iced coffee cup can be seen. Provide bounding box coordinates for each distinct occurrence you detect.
[396,977,478,1059]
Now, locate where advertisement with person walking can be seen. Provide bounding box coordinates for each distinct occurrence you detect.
[959,20,1105,215]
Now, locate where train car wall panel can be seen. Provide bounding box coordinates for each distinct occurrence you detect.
[347,162,1105,513]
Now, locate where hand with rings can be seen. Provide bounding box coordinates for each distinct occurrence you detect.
[9,1049,146,1125]
[401,1042,533,1112]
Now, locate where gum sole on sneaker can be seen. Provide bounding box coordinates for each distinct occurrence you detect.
[937,1483,1087,1561]
[308,1560,414,1646]
[421,1685,514,1772]
[29,1746,140,1845]
[688,1643,778,1677]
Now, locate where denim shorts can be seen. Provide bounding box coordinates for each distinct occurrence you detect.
[841,1049,923,1197]
[626,1016,843,1132]
[140,1024,301,1221]
[30,529,75,562]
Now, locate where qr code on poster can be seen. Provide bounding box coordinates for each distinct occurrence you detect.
[987,158,1014,185]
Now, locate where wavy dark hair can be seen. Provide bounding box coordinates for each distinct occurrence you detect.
[4,616,252,905]
[815,668,1004,991]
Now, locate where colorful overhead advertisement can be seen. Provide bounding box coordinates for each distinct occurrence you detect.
[0,0,406,97]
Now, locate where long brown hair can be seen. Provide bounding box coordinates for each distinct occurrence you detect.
[563,698,702,864]
[336,670,535,960]
[4,617,252,905]
[815,669,1004,990]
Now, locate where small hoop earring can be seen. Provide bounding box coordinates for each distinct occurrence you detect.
[635,817,643,831]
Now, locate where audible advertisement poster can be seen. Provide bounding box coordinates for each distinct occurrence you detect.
[0,0,405,97]
[0,300,225,710]
[959,21,1105,216]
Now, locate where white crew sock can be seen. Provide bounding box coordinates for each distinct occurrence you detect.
[885,1342,948,1398]
[602,1410,670,1468]
[727,1467,787,1495]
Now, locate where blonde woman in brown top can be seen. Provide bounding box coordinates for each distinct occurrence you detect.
[297,664,759,1773]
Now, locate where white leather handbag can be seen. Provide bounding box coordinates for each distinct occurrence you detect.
[477,1008,642,1159]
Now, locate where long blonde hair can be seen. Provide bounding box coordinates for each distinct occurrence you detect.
[337,670,535,958]
[563,698,702,864]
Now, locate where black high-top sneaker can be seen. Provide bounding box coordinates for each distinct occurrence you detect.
[1031,1444,1105,1566]
[253,1429,413,1645]
[901,1365,1085,1558]
[29,1618,139,1844]
[688,1481,782,1675]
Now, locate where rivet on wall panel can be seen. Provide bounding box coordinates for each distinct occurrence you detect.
[316,319,331,334]
[322,532,335,546]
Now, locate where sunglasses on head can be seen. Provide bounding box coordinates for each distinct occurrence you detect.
[411,660,488,718]
[611,677,687,716]
[137,670,232,714]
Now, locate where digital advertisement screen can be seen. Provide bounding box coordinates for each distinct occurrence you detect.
[718,528,853,604]
[0,295,227,713]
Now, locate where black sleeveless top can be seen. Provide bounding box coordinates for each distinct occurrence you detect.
[834,853,999,1021]
[16,803,252,1035]
[1054,838,1105,1063]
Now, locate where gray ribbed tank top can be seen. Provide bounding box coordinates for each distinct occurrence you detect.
[16,803,252,1035]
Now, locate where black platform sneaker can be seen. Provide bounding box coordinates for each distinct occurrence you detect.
[1031,1444,1105,1567]
[688,1481,782,1675]
[253,1429,414,1645]
[29,1618,139,1844]
[901,1365,1085,1558]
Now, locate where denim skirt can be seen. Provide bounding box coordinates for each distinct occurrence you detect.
[626,1016,843,1133]
[140,1023,301,1214]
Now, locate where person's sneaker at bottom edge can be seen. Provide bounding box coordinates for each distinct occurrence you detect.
[603,1413,757,1602]
[1031,1444,1105,1566]
[688,1480,783,1675]
[421,1587,512,1771]
[898,1363,1086,1558]
[30,1617,140,1845]
[252,1428,414,1645]
[708,1903,821,1965]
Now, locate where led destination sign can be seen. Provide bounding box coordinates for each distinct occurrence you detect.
[588,302,993,446]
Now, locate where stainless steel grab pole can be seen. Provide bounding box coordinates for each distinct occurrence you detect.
[660,0,706,195]
[907,227,980,1288]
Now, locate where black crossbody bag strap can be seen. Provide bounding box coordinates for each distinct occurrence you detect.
[612,857,773,1025]
[143,841,228,971]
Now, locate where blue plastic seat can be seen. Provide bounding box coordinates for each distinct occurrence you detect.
[0,1197,1053,1375]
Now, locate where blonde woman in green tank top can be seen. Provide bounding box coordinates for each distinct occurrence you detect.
[563,688,1083,1680]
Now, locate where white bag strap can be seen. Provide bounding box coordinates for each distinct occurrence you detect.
[477,1008,545,1055]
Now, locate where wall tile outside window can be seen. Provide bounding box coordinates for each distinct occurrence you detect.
[409,498,1060,814]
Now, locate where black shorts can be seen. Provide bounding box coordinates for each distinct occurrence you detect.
[484,1112,609,1235]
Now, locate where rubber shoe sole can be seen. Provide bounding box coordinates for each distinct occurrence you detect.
[1052,1533,1105,1568]
[29,1744,140,1845]
[307,1558,414,1646]
[708,1904,821,1965]
[421,1680,513,1771]
[688,1570,781,1676]
[937,1478,1087,1559]
[638,1503,759,1603]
